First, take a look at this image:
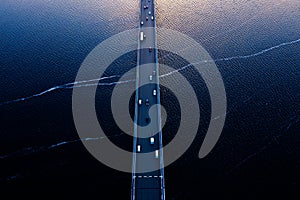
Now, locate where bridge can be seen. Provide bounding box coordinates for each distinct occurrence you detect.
[131,0,165,199]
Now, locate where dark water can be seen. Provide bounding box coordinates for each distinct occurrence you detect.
[1,0,299,199]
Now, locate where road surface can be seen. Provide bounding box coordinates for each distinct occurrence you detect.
[131,0,165,200]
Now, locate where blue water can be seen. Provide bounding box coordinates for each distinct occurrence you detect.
[0,0,299,199]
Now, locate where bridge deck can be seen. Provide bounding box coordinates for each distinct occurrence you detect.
[131,0,165,200]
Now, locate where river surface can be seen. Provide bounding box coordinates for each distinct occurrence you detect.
[0,0,299,199]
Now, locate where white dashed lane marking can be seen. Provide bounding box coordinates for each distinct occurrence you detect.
[134,175,163,179]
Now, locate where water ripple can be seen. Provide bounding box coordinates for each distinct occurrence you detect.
[0,38,299,107]
[0,133,124,160]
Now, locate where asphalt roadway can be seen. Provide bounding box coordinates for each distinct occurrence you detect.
[131,0,165,199]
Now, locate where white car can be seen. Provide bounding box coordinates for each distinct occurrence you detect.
[137,145,141,152]
[153,89,157,96]
[141,21,144,25]
[155,150,159,158]
[140,32,144,41]
[150,137,154,145]
[138,99,142,105]
[149,75,153,81]
[148,11,151,15]
[151,16,154,21]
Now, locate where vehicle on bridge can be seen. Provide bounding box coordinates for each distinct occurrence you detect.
[153,89,157,96]
[138,99,142,105]
[150,137,154,145]
[145,99,150,106]
[155,150,159,158]
[140,32,145,41]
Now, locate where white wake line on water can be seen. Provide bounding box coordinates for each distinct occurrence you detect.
[47,132,125,149]
[164,37,300,63]
[0,133,124,181]
[0,75,127,106]
[0,38,299,107]
[0,133,125,160]
[161,38,300,77]
[214,38,300,61]
[1,38,299,164]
